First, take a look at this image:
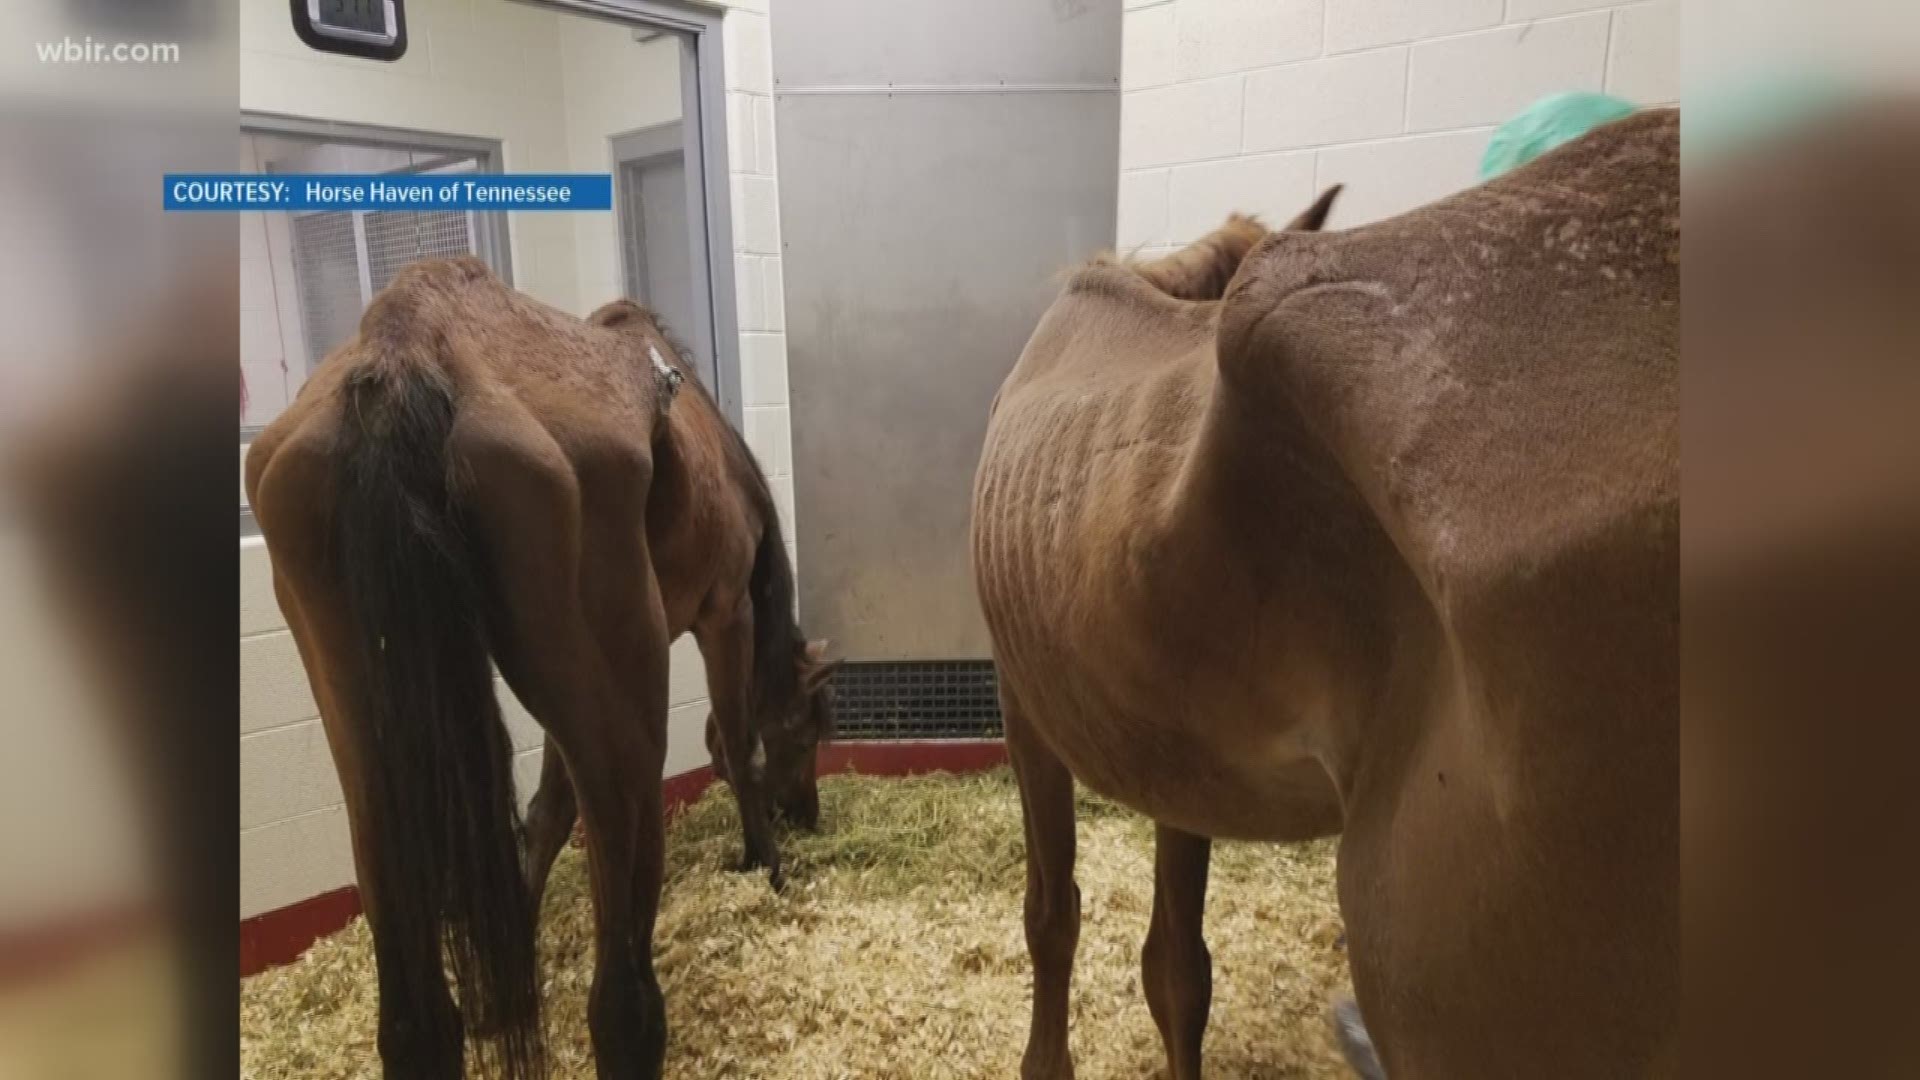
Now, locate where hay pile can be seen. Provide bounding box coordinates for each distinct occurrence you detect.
[241,768,1352,1078]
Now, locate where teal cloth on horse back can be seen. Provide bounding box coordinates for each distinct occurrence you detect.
[1480,91,1637,179]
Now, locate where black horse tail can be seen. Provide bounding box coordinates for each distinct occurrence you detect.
[746,478,804,721]
[333,351,543,1080]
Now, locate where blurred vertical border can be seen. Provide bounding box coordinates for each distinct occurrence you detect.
[1684,1,1920,1077]
[0,1,238,1078]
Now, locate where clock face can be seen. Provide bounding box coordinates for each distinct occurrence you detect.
[295,0,406,59]
[316,0,388,36]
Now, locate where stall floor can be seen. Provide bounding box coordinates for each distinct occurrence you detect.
[241,768,1351,1078]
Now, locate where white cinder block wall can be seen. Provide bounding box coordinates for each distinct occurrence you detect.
[1119,0,1681,248]
[240,0,794,920]
[723,0,800,578]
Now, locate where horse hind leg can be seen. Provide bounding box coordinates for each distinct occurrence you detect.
[464,427,672,1080]
[254,426,471,1079]
[280,574,467,1079]
[486,568,671,1079]
[1143,823,1213,1080]
[1005,686,1080,1080]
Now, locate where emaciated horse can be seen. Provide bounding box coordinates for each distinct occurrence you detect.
[245,258,834,1080]
[971,110,1677,1078]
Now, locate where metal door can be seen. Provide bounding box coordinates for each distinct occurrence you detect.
[775,0,1120,665]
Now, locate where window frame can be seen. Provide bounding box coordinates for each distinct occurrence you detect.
[239,118,510,534]
[239,116,511,441]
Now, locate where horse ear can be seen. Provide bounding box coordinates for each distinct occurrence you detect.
[808,659,844,694]
[1284,184,1342,232]
[798,640,842,692]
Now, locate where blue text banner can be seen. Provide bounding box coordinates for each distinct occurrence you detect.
[163,173,614,211]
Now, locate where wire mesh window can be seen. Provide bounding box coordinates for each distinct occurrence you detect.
[284,160,485,371]
[288,212,362,370]
[364,208,477,294]
[286,206,477,371]
[829,661,1003,740]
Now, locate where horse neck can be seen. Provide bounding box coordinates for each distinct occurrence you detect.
[660,384,802,708]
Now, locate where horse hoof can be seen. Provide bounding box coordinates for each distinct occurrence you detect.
[1332,996,1386,1080]
[1019,1051,1074,1080]
[732,853,785,892]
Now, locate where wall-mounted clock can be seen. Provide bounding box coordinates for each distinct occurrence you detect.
[291,0,407,62]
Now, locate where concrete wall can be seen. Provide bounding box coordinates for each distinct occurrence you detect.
[1118,0,1681,248]
[239,0,793,919]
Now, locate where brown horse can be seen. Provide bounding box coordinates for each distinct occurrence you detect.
[971,109,1677,1079]
[245,257,833,1080]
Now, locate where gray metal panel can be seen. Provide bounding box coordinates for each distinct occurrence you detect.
[782,90,1118,658]
[771,0,1121,89]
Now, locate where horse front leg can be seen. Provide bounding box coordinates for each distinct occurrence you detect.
[1143,824,1213,1080]
[695,605,784,889]
[1005,686,1080,1080]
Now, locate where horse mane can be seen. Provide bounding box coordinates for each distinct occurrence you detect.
[1120,213,1270,301]
[1069,187,1344,305]
[1062,213,1270,305]
[1051,218,1266,324]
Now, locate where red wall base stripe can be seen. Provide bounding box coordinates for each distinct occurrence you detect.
[816,739,1007,777]
[662,764,718,817]
[239,886,361,979]
[239,740,1005,977]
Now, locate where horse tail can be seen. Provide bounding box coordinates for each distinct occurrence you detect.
[333,349,543,1080]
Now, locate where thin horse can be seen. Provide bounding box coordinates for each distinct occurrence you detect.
[972,111,1678,1078]
[246,257,833,1080]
